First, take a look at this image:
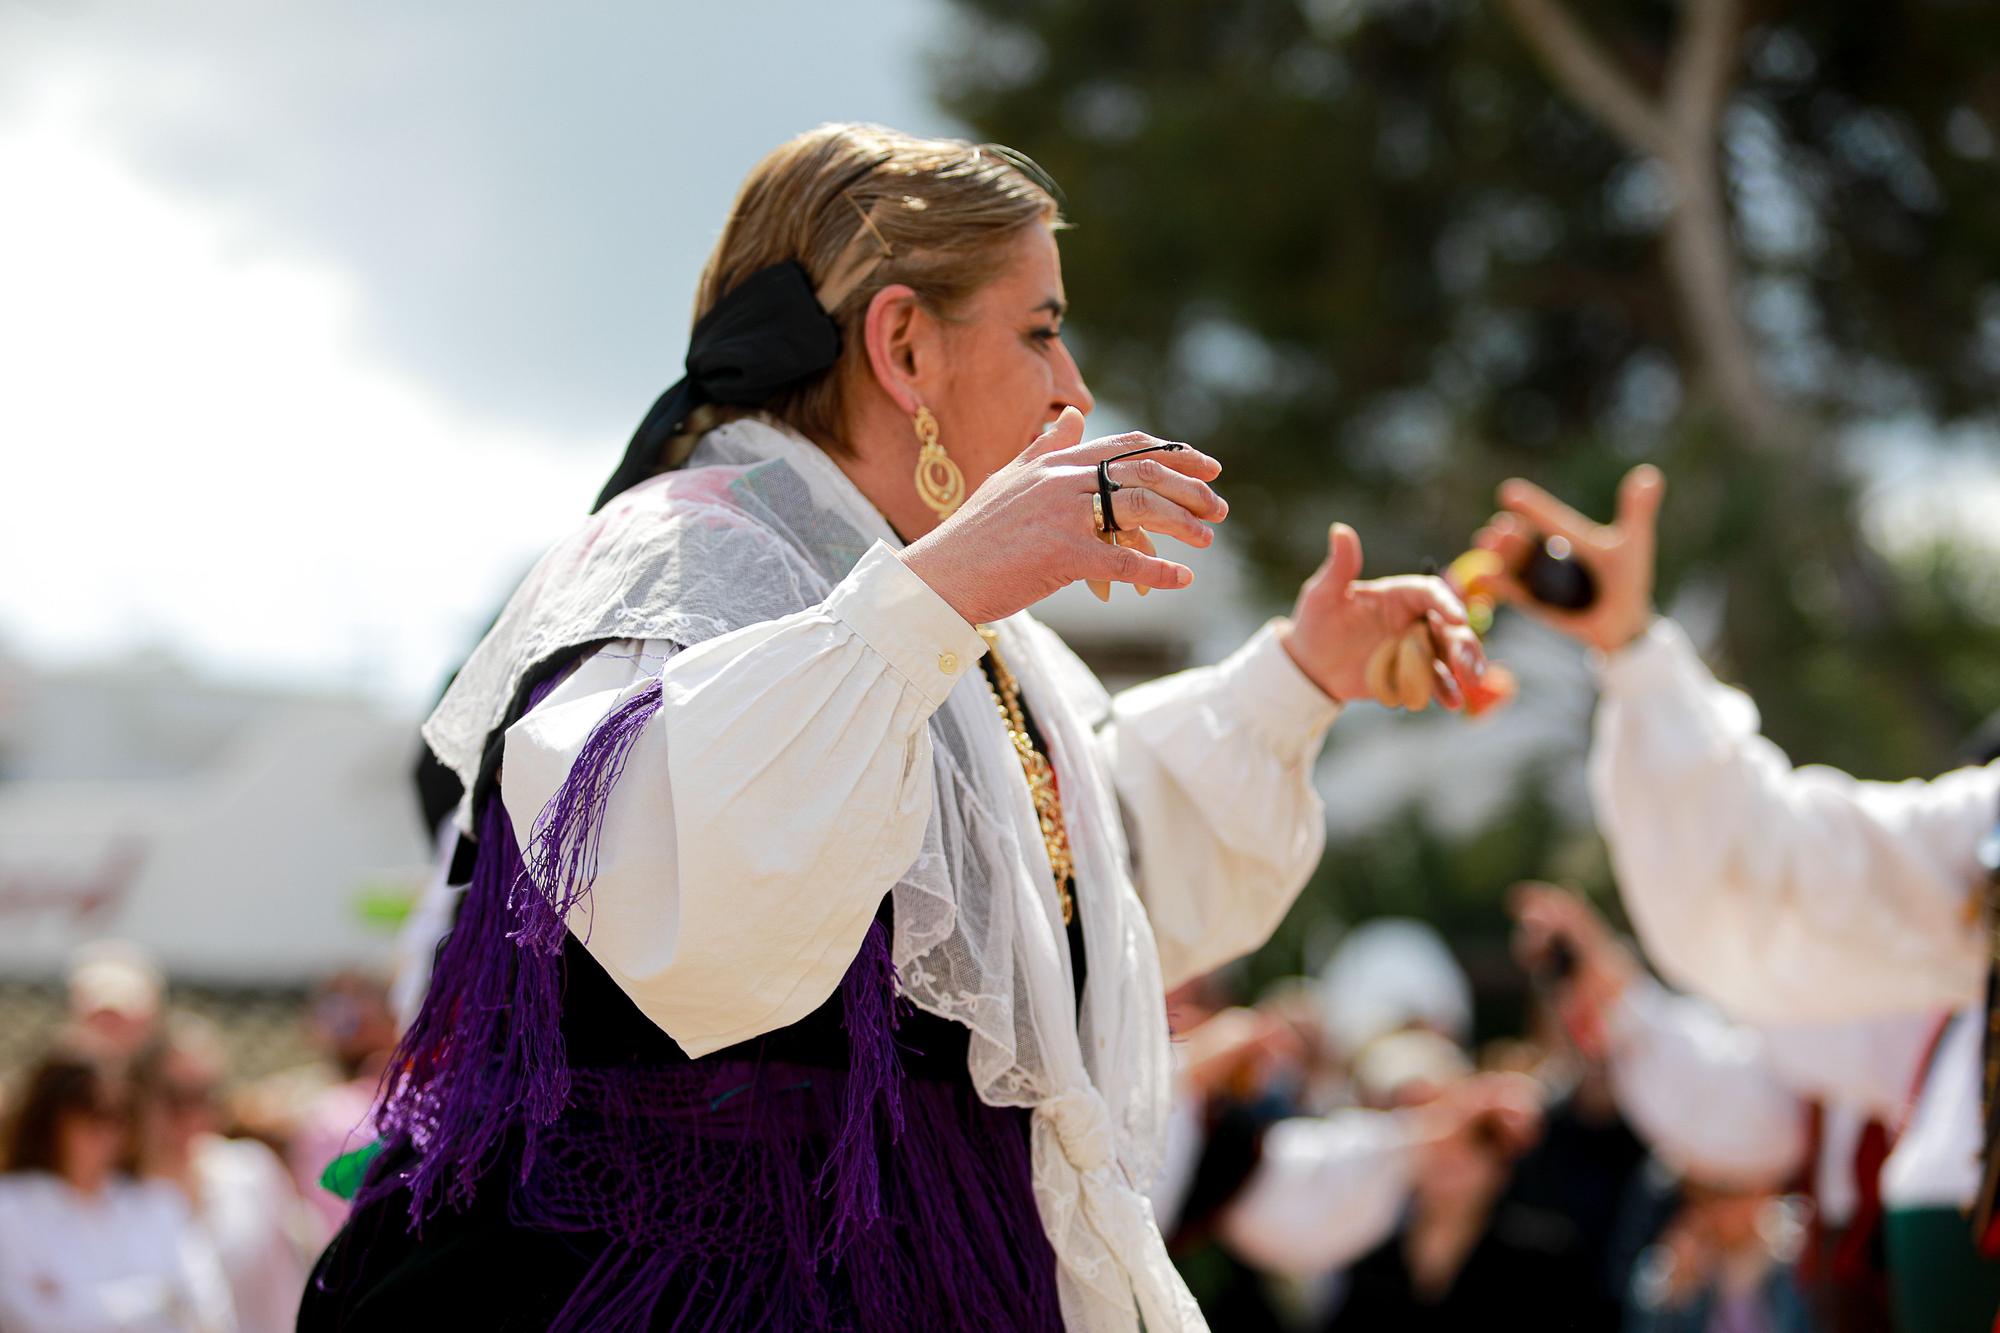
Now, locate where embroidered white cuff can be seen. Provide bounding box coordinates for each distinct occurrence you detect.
[824,541,990,712]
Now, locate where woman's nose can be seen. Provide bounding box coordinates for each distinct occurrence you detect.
[1051,339,1095,417]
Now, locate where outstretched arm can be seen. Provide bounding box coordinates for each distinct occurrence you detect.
[1477,469,1995,1023]
[1103,523,1483,987]
[1589,621,1992,1021]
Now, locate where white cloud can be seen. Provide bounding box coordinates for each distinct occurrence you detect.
[0,2,959,704]
[0,74,602,703]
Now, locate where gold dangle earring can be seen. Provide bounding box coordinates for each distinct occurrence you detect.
[912,405,966,520]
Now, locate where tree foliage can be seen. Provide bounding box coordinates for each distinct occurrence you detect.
[937,0,2000,786]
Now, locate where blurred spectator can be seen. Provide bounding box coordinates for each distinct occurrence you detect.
[1315,919,1472,1061]
[1155,989,1541,1332]
[1510,885,1807,1186]
[1351,1029,1471,1109]
[132,1017,310,1333]
[1252,977,1348,1115]
[67,941,165,1061]
[1221,1049,1541,1278]
[0,1041,235,1332]
[1626,1187,1817,1333]
[1165,971,1240,1042]
[1153,995,1309,1330]
[1289,914,1653,1331]
[286,972,396,1245]
[1513,882,1937,1332]
[1322,1029,1621,1333]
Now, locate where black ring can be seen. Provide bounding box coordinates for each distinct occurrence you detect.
[1093,442,1189,536]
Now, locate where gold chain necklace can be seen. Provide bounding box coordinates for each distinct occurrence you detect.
[976,628,1076,925]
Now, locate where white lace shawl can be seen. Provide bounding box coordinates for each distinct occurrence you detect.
[423,418,1205,1331]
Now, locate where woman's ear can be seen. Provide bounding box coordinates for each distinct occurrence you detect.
[862,283,930,415]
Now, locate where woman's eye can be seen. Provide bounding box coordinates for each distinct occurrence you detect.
[1029,327,1061,345]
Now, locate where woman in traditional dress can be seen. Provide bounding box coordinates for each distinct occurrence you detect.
[302,122,1488,1332]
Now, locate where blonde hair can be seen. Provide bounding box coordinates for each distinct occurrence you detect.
[683,123,1063,454]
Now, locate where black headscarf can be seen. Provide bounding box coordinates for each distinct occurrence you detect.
[415,260,844,838]
[590,260,843,511]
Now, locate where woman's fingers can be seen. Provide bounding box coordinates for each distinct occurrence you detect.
[1616,464,1666,531]
[1103,486,1216,547]
[1107,455,1229,522]
[1021,406,1089,459]
[1359,616,1483,714]
[1067,432,1223,483]
[1081,534,1193,592]
[1470,517,1539,610]
[1473,511,1532,560]
[1431,658,1464,711]
[1085,533,1112,602]
[1085,531,1162,601]
[1119,530,1159,597]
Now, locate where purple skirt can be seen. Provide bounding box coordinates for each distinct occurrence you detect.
[305,673,1062,1331]
[303,1056,1064,1332]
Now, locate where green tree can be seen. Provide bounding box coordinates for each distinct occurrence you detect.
[937,0,2000,790]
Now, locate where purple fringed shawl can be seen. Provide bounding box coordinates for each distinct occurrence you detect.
[361,679,1062,1331]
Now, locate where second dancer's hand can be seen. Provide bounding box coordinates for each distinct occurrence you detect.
[1473,465,1665,655]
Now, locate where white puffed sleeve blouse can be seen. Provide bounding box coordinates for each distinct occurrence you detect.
[1588,617,1997,1026]
[500,541,1340,1060]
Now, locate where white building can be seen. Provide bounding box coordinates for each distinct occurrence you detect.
[0,652,429,985]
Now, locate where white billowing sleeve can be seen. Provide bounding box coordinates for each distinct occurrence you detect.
[1603,979,1807,1189]
[1759,1011,1938,1124]
[1589,618,1996,1025]
[1102,621,1341,990]
[1217,1111,1415,1276]
[501,542,988,1058]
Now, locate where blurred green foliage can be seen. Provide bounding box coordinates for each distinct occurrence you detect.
[1255,770,1604,1038]
[937,0,2000,988]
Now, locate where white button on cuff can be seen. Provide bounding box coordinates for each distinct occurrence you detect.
[938,651,961,675]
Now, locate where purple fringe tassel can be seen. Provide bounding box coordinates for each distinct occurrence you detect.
[369,684,661,1220]
[511,1052,1058,1332]
[820,914,904,1253]
[356,679,1061,1330]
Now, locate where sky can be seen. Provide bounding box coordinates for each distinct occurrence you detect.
[0,0,964,705]
[3,2,1994,711]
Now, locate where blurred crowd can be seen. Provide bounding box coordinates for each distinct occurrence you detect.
[1150,894,1845,1333]
[0,893,1909,1333]
[0,944,397,1333]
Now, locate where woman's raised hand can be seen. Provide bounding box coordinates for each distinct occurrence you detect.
[900,407,1229,627]
[1278,523,1487,709]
